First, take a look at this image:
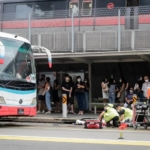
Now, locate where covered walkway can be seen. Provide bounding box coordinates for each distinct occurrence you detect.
[33,48,150,111]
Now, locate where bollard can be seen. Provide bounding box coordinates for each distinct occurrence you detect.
[62,94,67,118]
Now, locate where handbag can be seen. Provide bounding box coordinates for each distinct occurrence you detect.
[103,87,108,93]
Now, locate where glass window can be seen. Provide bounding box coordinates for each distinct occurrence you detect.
[0,37,35,83]
[15,4,33,19]
[34,2,54,18]
[82,0,92,16]
[69,0,79,16]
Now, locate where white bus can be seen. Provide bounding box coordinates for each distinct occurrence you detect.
[0,32,51,117]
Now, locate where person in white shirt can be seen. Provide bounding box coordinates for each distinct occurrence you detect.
[142,76,150,100]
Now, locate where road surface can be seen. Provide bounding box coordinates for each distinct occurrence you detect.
[0,122,150,150]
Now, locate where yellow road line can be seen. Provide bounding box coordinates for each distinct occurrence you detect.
[0,135,149,146]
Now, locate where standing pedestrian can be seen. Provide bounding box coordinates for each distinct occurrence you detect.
[62,74,72,113]
[75,76,85,115]
[43,77,51,114]
[117,77,126,104]
[101,77,109,103]
[108,78,116,104]
[142,76,150,102]
[37,74,46,114]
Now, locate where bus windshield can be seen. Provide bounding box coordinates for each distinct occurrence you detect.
[0,37,35,83]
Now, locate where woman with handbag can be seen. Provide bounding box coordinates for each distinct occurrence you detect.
[75,76,85,115]
[101,77,109,103]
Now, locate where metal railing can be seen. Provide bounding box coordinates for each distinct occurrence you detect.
[17,30,150,53]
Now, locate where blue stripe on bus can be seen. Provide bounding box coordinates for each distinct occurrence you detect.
[0,87,36,94]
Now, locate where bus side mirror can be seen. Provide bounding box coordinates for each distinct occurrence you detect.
[0,42,5,64]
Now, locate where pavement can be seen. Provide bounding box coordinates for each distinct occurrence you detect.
[0,122,150,150]
[0,112,100,123]
[1,111,150,125]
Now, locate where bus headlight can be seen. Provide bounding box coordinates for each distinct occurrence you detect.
[0,96,6,104]
[31,97,36,105]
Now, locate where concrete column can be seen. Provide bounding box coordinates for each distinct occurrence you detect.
[88,62,92,111]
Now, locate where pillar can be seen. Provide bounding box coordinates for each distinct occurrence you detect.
[88,62,92,111]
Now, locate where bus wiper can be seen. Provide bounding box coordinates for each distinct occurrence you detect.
[5,83,35,90]
[5,80,35,89]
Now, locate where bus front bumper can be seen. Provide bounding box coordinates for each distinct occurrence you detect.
[0,105,36,117]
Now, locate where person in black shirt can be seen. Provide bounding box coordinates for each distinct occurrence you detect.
[62,74,72,112]
[75,76,85,115]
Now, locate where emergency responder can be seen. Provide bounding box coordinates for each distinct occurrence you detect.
[98,104,119,127]
[115,105,133,123]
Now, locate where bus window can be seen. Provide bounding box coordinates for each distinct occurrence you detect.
[82,0,92,16]
[15,4,33,19]
[69,0,79,16]
[34,2,54,18]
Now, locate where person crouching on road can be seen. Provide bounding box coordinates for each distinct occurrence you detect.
[98,104,119,127]
[116,105,133,123]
